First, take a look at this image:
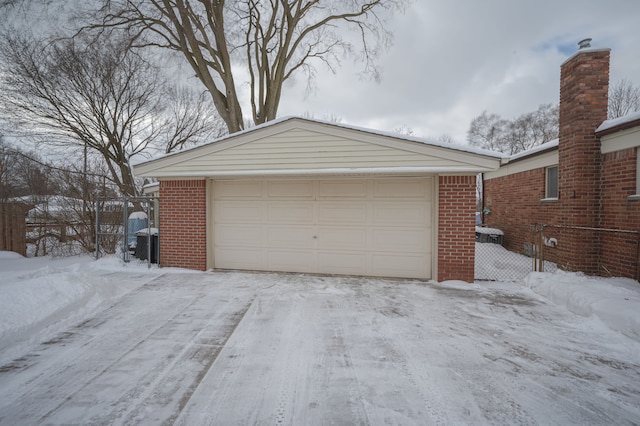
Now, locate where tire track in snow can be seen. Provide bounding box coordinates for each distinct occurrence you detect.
[118,297,254,425]
[0,274,259,425]
[173,288,301,425]
[322,298,371,425]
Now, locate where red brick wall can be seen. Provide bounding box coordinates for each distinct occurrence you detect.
[601,148,640,228]
[484,168,560,253]
[438,175,476,283]
[600,148,640,278]
[159,180,207,270]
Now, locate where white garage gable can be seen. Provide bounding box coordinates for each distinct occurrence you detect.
[135,117,501,178]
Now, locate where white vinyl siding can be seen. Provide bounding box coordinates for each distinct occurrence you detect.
[134,119,502,178]
[156,129,469,174]
[212,177,433,279]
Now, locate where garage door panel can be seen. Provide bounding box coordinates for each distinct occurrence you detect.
[267,226,315,248]
[215,201,263,222]
[318,202,367,224]
[268,250,315,272]
[214,247,264,270]
[317,228,367,250]
[372,254,429,278]
[374,179,430,199]
[318,180,367,199]
[267,202,314,223]
[372,229,429,252]
[268,180,314,198]
[372,203,430,226]
[215,181,263,199]
[318,252,367,275]
[215,225,265,247]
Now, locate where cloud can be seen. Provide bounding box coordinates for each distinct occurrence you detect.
[277,0,640,142]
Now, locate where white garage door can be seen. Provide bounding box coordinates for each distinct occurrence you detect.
[213,178,433,279]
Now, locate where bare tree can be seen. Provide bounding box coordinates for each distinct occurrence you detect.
[437,133,456,144]
[0,134,16,200]
[393,125,414,136]
[467,111,509,153]
[468,104,558,155]
[0,33,223,196]
[505,104,558,154]
[162,87,227,153]
[85,0,406,133]
[609,78,640,119]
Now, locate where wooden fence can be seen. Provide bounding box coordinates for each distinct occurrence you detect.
[0,202,30,256]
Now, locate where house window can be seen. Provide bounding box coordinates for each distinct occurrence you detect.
[546,166,558,199]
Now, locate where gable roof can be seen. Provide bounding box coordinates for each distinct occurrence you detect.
[134,116,503,178]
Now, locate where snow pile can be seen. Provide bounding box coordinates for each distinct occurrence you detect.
[525,270,640,341]
[0,251,171,363]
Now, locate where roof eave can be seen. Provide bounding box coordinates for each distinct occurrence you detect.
[144,166,496,179]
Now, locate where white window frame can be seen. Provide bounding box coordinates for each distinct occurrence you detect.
[630,151,640,200]
[543,165,558,201]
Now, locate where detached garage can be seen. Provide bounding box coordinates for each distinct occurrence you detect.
[133,117,501,282]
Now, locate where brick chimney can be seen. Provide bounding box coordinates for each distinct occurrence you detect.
[558,41,610,227]
[556,41,610,273]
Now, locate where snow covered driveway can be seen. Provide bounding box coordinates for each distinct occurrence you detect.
[1,271,639,425]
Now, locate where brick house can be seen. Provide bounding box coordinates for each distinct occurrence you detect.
[134,118,502,282]
[483,44,640,279]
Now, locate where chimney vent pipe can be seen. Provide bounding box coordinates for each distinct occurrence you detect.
[578,38,592,49]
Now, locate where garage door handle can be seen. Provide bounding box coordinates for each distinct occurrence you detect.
[313,235,318,239]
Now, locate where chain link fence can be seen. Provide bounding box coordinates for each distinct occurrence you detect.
[475,223,640,281]
[95,196,159,266]
[475,224,557,281]
[540,225,640,280]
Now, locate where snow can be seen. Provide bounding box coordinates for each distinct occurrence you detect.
[135,227,159,235]
[525,270,640,341]
[128,211,148,220]
[596,110,640,133]
[475,226,504,235]
[1,249,639,424]
[507,138,558,162]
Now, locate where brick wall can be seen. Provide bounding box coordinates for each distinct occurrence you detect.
[438,175,476,282]
[601,148,640,228]
[600,148,640,278]
[159,180,207,270]
[484,168,559,250]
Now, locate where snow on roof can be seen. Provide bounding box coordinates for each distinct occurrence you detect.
[596,110,640,133]
[509,139,559,161]
[132,116,505,167]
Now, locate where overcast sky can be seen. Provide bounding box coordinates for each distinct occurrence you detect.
[271,0,640,143]
[3,0,640,146]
